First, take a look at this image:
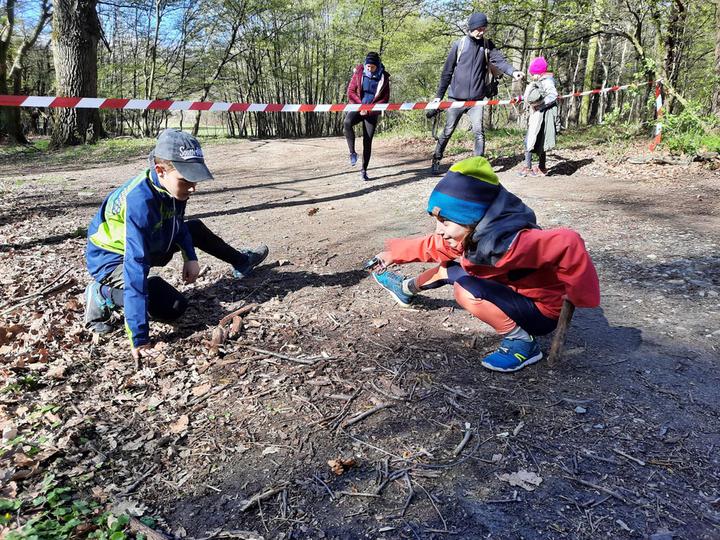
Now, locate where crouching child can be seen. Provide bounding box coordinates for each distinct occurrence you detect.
[84,129,269,361]
[370,156,599,372]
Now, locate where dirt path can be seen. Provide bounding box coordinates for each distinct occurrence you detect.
[1,137,719,539]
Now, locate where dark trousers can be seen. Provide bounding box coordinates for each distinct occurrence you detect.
[344,111,378,170]
[99,219,248,321]
[419,261,558,336]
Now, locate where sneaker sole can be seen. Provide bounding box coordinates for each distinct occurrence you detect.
[481,351,543,373]
[373,273,413,307]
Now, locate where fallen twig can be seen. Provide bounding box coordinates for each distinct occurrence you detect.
[563,475,629,504]
[128,516,171,540]
[613,448,646,466]
[121,463,159,496]
[328,386,363,430]
[312,474,335,500]
[0,277,77,316]
[341,403,391,429]
[336,490,382,498]
[414,480,448,532]
[239,483,289,512]
[240,345,317,365]
[219,303,258,327]
[453,423,472,457]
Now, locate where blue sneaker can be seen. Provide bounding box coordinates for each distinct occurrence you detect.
[481,337,543,372]
[232,245,269,279]
[349,152,358,166]
[84,282,114,334]
[372,271,413,307]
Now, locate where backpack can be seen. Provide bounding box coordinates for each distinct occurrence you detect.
[456,36,502,99]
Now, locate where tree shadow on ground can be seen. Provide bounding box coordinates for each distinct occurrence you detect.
[190,167,434,220]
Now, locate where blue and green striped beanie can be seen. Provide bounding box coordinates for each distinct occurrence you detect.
[427,157,501,226]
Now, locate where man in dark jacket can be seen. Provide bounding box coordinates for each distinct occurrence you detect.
[431,13,523,174]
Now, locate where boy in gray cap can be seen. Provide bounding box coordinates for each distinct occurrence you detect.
[84,129,268,361]
[430,13,524,174]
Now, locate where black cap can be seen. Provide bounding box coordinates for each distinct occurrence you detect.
[365,51,381,66]
[468,12,488,30]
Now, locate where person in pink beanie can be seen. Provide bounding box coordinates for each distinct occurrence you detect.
[518,57,558,177]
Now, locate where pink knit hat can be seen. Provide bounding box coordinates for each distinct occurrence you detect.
[529,57,548,75]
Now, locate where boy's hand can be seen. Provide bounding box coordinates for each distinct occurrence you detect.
[131,343,159,361]
[364,251,392,271]
[183,260,200,284]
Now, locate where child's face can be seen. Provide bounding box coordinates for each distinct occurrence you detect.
[434,217,472,249]
[156,165,197,201]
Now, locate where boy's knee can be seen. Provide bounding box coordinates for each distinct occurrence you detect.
[185,219,205,236]
[147,276,187,321]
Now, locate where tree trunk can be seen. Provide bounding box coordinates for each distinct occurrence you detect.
[0,0,24,143]
[579,0,604,125]
[713,0,720,117]
[51,0,106,147]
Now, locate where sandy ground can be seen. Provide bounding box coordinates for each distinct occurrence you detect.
[1,136,719,539]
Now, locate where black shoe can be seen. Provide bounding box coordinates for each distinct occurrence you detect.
[360,169,370,181]
[431,157,442,175]
[233,245,270,279]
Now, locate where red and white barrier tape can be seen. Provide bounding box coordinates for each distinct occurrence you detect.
[0,81,653,113]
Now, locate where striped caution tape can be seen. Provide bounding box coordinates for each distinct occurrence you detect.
[0,80,654,113]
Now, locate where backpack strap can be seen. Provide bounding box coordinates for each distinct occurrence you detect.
[456,36,468,64]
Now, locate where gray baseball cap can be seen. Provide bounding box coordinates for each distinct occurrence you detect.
[150,129,214,182]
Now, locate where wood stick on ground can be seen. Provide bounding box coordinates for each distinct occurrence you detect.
[613,448,646,466]
[562,475,629,504]
[219,303,258,327]
[0,271,66,309]
[401,472,415,516]
[240,345,317,365]
[547,299,576,366]
[341,403,391,429]
[453,423,473,457]
[336,490,382,498]
[414,480,448,532]
[121,463,159,496]
[0,277,77,316]
[239,483,289,512]
[312,474,335,500]
[328,386,363,429]
[128,517,171,540]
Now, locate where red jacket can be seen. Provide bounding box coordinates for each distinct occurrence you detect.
[386,228,600,320]
[347,64,390,116]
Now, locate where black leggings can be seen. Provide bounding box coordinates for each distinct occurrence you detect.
[100,219,248,321]
[344,111,378,170]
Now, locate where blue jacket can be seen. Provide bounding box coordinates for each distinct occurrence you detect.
[86,169,197,347]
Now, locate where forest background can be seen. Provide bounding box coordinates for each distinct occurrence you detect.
[1,0,719,155]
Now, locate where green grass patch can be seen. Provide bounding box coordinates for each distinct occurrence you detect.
[0,133,243,170]
[1,475,132,540]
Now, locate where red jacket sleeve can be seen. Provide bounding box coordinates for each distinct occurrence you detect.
[496,228,600,308]
[347,65,362,104]
[385,234,463,264]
